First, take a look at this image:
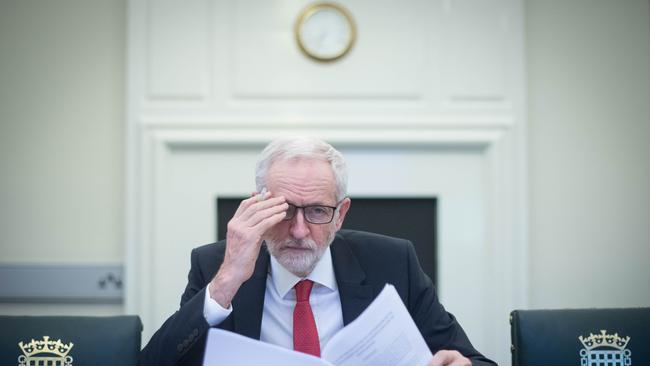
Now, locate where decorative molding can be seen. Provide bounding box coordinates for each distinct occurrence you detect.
[147,126,504,148]
[136,116,516,129]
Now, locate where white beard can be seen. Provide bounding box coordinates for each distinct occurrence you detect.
[265,230,336,277]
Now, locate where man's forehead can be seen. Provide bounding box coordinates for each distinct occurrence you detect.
[267,157,332,176]
[266,158,337,201]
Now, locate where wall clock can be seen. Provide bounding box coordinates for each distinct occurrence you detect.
[295,2,356,62]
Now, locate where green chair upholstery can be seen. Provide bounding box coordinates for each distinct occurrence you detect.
[0,315,142,366]
[510,308,650,366]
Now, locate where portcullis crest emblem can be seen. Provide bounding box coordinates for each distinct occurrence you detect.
[17,336,74,366]
[579,330,631,366]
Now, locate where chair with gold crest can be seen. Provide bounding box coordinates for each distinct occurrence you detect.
[510,308,650,366]
[0,315,142,366]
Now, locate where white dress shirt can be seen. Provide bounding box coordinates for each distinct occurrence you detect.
[203,247,344,351]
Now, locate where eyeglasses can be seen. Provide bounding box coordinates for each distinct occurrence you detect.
[283,201,343,224]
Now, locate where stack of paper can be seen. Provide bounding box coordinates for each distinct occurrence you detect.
[203,284,432,366]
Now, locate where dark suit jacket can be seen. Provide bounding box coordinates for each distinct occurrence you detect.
[139,230,496,366]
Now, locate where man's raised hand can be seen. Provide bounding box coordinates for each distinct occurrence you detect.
[209,192,287,307]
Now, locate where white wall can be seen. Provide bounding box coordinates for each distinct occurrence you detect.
[0,0,125,314]
[0,0,125,264]
[526,0,650,308]
[0,0,648,335]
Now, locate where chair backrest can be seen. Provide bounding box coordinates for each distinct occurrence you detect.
[510,308,650,366]
[0,315,142,366]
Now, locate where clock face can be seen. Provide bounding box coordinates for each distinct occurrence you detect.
[295,3,356,62]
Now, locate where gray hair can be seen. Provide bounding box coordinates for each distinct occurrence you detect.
[255,137,348,201]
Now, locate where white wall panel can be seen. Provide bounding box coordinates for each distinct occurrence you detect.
[444,0,508,102]
[135,0,520,124]
[231,0,427,99]
[0,0,124,267]
[147,0,210,99]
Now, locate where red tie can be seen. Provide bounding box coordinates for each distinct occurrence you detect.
[293,280,320,357]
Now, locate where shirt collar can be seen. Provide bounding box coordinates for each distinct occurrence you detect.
[269,246,337,299]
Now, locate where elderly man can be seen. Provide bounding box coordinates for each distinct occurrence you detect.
[140,137,496,366]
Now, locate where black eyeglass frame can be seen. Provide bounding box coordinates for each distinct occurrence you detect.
[282,199,346,224]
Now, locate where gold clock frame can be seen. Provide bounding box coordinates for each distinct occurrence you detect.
[294,2,357,62]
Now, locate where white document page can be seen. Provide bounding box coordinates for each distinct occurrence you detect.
[322,284,432,366]
[202,284,431,366]
[203,328,332,366]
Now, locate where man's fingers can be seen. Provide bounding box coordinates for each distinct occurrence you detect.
[449,360,471,366]
[256,211,288,234]
[253,195,286,211]
[233,195,262,217]
[225,200,286,248]
[233,191,280,219]
[239,196,286,222]
[430,351,453,366]
[429,350,470,366]
[246,202,288,227]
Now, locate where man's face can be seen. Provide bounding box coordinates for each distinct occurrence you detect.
[262,158,350,277]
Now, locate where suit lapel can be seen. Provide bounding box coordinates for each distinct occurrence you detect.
[230,236,376,335]
[231,246,269,339]
[331,234,375,325]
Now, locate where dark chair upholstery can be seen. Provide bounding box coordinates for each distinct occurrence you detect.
[0,315,142,366]
[510,308,650,366]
